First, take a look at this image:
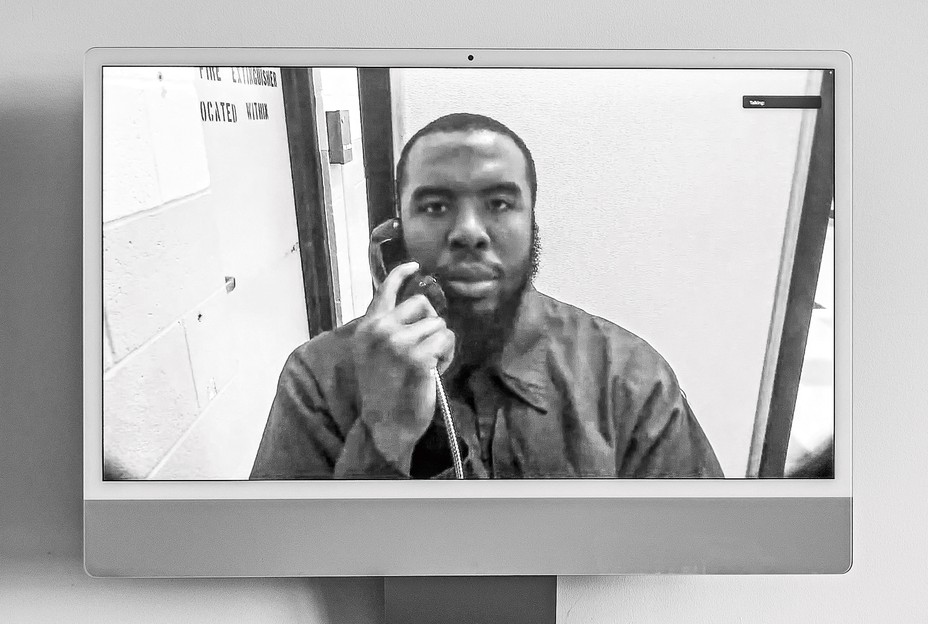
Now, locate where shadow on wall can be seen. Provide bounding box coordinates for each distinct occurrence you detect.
[1,89,383,624]
[0,85,85,556]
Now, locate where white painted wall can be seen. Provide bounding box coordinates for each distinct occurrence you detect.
[101,66,310,479]
[1,1,926,623]
[394,68,816,477]
[313,68,375,323]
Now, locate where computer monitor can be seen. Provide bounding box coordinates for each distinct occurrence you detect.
[84,48,851,576]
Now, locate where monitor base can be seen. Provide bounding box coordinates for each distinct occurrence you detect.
[384,576,556,624]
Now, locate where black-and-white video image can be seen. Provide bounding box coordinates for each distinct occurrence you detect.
[102,66,834,480]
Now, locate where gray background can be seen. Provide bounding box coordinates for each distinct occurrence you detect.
[0,0,924,622]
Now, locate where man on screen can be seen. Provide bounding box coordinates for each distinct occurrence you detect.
[250,113,723,479]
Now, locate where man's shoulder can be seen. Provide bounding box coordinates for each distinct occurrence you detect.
[534,290,678,383]
[535,290,655,354]
[281,318,361,378]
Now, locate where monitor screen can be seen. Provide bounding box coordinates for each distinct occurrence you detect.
[99,64,834,482]
[84,49,851,576]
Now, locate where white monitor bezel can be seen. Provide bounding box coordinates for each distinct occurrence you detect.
[84,48,851,575]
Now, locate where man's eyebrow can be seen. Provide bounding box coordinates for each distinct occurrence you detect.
[410,182,523,200]
[410,186,454,201]
[479,182,522,196]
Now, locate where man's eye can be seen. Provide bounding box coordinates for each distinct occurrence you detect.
[488,198,513,212]
[420,202,449,215]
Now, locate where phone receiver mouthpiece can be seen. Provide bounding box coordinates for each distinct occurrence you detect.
[399,273,448,317]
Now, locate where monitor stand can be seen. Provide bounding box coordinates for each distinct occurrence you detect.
[384,576,556,623]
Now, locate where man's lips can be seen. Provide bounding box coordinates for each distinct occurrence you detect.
[440,264,500,281]
[439,264,501,298]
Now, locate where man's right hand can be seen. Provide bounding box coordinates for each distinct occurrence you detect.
[352,262,457,467]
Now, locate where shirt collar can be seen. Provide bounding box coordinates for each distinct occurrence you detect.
[488,285,551,413]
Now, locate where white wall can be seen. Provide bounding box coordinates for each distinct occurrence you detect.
[394,68,817,477]
[313,68,375,324]
[101,66,311,480]
[1,1,926,623]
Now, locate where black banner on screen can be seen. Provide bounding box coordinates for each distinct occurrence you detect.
[742,95,822,109]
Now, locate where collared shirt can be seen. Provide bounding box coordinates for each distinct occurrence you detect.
[250,287,724,479]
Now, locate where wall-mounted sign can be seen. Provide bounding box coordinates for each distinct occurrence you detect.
[245,102,269,120]
[200,100,238,123]
[231,67,279,87]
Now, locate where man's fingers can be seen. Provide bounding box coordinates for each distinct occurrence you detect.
[392,293,438,324]
[410,329,456,371]
[435,330,457,375]
[392,316,447,346]
[368,261,421,316]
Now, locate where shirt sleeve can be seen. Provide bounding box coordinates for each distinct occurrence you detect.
[336,412,475,479]
[250,346,474,480]
[617,351,725,479]
[249,348,350,479]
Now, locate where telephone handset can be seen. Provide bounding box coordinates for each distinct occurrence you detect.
[368,218,448,317]
[368,218,463,479]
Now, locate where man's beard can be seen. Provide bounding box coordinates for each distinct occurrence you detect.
[444,220,541,367]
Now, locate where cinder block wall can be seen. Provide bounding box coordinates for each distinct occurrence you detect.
[102,67,310,479]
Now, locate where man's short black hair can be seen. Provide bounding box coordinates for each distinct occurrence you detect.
[394,113,537,212]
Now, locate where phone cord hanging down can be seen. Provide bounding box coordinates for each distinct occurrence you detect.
[433,368,464,479]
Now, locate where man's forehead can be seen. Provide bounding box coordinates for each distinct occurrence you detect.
[404,129,528,179]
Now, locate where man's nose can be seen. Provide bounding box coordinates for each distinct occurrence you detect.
[447,203,490,250]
